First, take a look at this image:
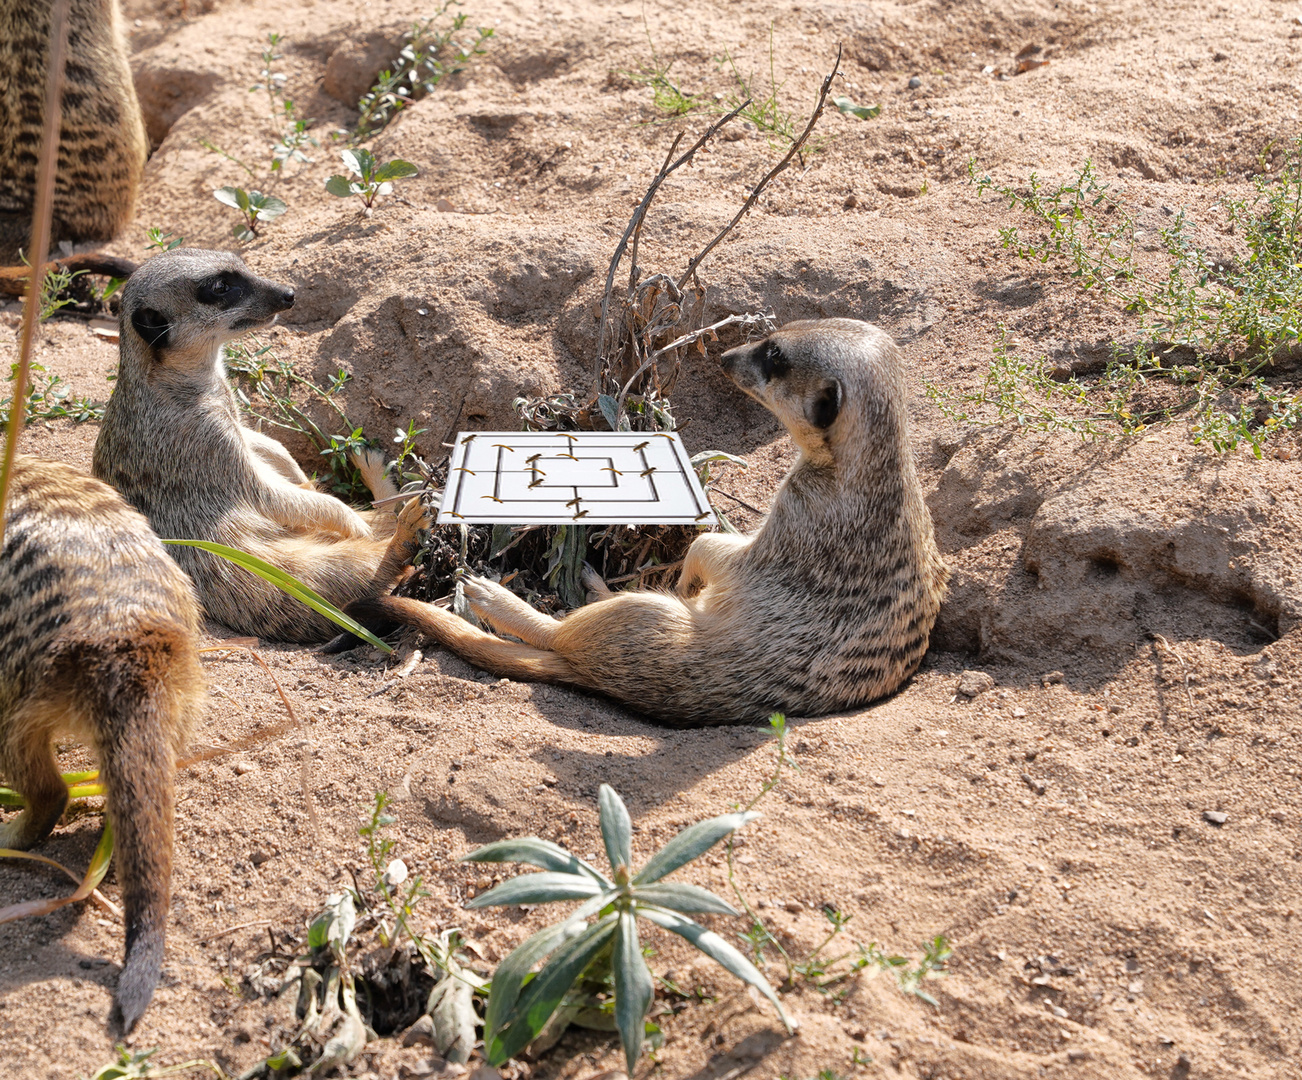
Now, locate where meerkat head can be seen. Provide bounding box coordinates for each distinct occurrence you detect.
[120,248,295,378]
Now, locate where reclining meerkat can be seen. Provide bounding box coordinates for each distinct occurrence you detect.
[92,248,429,643]
[0,455,205,1033]
[348,318,949,726]
[0,0,148,261]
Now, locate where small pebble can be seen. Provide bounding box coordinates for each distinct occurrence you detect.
[1012,707,1027,718]
[250,850,272,867]
[1203,810,1228,826]
[784,899,803,913]
[957,670,994,698]
[843,193,859,209]
[402,1014,436,1047]
[908,76,922,89]
[233,761,259,775]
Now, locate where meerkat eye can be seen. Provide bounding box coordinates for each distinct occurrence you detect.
[197,275,246,307]
[759,342,790,381]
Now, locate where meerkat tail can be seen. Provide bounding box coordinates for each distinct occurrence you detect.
[0,253,138,298]
[77,631,187,1035]
[348,596,584,685]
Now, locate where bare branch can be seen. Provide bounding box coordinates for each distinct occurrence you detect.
[676,45,843,291]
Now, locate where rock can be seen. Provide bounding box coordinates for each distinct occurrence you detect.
[1041,671,1064,686]
[784,899,803,913]
[843,193,859,209]
[957,670,994,698]
[250,850,272,867]
[233,760,259,775]
[908,76,922,88]
[131,58,219,145]
[323,28,406,107]
[1203,810,1228,826]
[402,1014,436,1047]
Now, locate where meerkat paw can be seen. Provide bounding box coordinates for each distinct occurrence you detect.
[352,446,399,502]
[461,574,560,648]
[394,495,432,539]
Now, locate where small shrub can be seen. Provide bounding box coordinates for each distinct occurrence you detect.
[213,186,287,242]
[325,149,418,211]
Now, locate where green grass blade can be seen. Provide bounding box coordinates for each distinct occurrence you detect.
[632,811,759,885]
[161,538,391,652]
[630,881,738,915]
[461,838,612,887]
[489,914,618,1064]
[598,784,632,874]
[613,910,653,1075]
[484,896,607,1056]
[636,903,790,1031]
[465,871,606,909]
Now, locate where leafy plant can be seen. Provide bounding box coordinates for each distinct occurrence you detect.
[86,1046,226,1080]
[464,785,789,1073]
[1,362,104,427]
[325,149,418,211]
[144,228,184,252]
[249,31,288,120]
[962,147,1302,456]
[213,186,287,242]
[717,25,805,148]
[354,2,495,139]
[271,105,317,173]
[621,25,700,118]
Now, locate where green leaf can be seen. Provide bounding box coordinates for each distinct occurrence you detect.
[597,394,621,431]
[373,159,419,182]
[161,538,392,652]
[324,174,354,198]
[249,192,288,219]
[598,784,633,874]
[460,837,612,887]
[307,890,356,960]
[630,881,738,915]
[213,185,248,210]
[484,896,607,1056]
[633,810,759,884]
[689,450,749,469]
[613,910,654,1075]
[833,96,882,121]
[464,871,607,909]
[636,904,790,1030]
[340,147,374,179]
[488,914,618,1065]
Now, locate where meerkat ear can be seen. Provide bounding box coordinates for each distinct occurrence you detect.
[807,378,843,430]
[131,307,171,349]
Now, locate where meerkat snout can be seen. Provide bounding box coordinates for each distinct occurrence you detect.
[721,330,845,448]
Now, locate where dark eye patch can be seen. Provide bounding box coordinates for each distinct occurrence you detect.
[759,341,790,381]
[196,273,247,309]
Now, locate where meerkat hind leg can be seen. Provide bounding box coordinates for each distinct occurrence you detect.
[0,709,70,850]
[353,446,401,538]
[677,532,752,597]
[581,563,614,603]
[461,575,562,650]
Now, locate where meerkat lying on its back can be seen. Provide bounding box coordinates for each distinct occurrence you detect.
[0,0,148,261]
[93,249,429,643]
[350,318,949,726]
[0,456,205,1033]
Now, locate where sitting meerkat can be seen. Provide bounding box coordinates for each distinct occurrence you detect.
[0,455,205,1033]
[92,248,429,643]
[0,0,148,261]
[349,318,949,726]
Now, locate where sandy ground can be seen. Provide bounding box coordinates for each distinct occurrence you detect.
[3,0,1302,1078]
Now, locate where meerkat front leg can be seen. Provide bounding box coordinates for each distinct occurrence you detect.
[677,532,752,598]
[259,483,373,539]
[368,495,432,587]
[244,427,313,488]
[461,574,562,649]
[352,446,402,539]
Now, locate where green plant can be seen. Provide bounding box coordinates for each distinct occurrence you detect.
[271,103,317,172]
[716,25,807,149]
[197,137,256,179]
[325,149,418,211]
[213,186,287,242]
[621,25,700,118]
[832,96,881,121]
[249,31,288,120]
[33,262,83,321]
[144,228,184,252]
[1,362,104,427]
[354,2,494,139]
[85,1046,227,1080]
[963,147,1302,456]
[464,785,789,1073]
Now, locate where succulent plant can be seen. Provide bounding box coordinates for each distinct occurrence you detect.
[463,784,790,1073]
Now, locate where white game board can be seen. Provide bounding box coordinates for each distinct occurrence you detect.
[437,431,718,525]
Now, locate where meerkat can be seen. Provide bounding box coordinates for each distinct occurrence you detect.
[0,0,148,262]
[348,318,950,726]
[0,455,205,1032]
[92,248,430,643]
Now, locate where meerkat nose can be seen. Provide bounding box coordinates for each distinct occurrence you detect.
[277,287,295,310]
